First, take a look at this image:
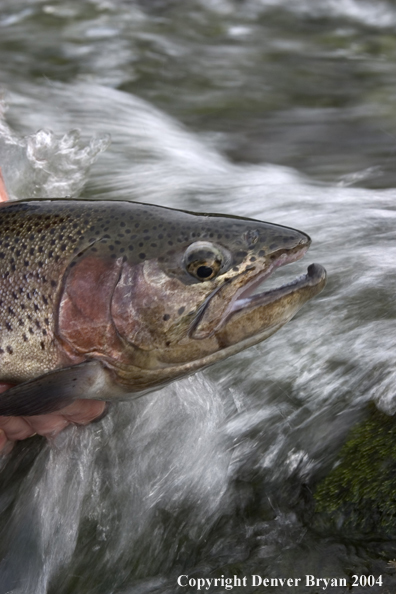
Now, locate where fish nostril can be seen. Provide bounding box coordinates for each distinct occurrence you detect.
[243,229,259,248]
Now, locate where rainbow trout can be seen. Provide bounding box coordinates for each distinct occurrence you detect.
[0,200,326,415]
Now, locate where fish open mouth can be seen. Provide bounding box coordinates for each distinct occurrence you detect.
[230,262,326,314]
[190,245,326,340]
[229,245,326,315]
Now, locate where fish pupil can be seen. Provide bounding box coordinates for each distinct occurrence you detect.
[197,265,213,279]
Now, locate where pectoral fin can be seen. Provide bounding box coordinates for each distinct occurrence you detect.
[0,361,117,416]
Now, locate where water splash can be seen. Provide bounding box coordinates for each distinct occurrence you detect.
[0,55,395,594]
[0,96,110,200]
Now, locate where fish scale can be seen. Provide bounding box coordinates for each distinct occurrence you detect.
[0,199,249,381]
[0,199,326,415]
[0,202,94,380]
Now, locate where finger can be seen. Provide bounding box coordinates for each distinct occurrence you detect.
[22,413,69,438]
[0,415,37,441]
[59,399,107,425]
[0,167,10,203]
[23,400,107,436]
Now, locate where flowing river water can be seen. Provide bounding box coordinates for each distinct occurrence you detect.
[0,1,396,592]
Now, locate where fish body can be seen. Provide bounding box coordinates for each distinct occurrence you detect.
[0,200,326,415]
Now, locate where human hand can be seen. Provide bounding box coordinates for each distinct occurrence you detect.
[0,383,107,454]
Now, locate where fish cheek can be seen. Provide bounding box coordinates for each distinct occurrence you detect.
[111,263,168,350]
[57,256,124,356]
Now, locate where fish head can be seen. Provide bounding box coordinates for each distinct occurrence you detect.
[107,208,326,385]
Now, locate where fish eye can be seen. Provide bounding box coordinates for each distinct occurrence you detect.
[184,241,224,282]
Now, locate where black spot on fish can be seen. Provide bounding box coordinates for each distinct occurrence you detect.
[236,251,247,259]
[258,250,265,257]
[40,341,45,350]
[22,334,28,342]
[5,322,12,331]
[6,346,13,354]
[139,253,146,259]
[7,307,15,316]
[163,314,170,321]
[178,306,185,315]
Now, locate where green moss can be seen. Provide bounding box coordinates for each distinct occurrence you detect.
[314,404,396,535]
